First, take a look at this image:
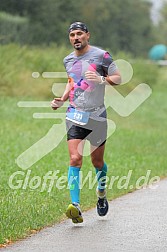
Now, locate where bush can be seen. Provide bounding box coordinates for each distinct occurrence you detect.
[0,12,29,44]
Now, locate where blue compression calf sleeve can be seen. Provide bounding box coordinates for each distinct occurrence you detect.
[68,166,80,204]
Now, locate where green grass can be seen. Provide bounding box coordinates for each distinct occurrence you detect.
[0,45,167,245]
[0,44,70,98]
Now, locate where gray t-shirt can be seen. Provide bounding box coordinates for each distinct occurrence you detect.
[63,46,117,116]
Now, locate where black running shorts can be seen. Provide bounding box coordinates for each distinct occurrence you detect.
[66,111,107,147]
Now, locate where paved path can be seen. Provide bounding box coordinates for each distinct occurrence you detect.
[2,179,167,252]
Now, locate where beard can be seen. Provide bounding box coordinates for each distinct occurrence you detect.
[74,43,83,50]
[74,41,87,50]
[74,44,82,50]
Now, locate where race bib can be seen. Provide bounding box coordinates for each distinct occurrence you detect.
[66,107,90,125]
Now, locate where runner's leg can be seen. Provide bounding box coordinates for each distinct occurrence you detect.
[91,144,109,216]
[90,144,107,192]
[67,139,85,203]
[66,139,85,223]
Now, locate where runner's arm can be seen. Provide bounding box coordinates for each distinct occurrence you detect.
[51,78,72,110]
[105,70,121,85]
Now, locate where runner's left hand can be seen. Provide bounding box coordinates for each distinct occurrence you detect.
[85,71,101,84]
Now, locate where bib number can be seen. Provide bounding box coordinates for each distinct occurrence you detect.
[66,107,90,125]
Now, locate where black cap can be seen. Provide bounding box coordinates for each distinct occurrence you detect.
[68,22,89,33]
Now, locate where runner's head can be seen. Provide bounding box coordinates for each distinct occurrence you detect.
[68,22,89,34]
[68,22,90,51]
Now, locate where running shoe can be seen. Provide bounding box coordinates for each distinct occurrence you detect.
[66,203,83,224]
[96,189,109,216]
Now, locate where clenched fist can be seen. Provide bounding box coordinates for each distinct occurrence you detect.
[51,98,64,110]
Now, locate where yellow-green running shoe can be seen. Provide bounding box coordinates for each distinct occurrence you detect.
[66,203,83,224]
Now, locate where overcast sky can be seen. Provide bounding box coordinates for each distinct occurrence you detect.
[150,0,164,24]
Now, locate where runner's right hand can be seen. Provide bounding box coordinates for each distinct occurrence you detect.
[51,98,64,110]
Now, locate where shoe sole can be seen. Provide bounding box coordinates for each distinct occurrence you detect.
[66,204,83,224]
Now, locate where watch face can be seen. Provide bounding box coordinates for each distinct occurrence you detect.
[99,76,106,84]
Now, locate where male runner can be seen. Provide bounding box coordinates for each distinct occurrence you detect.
[51,21,121,224]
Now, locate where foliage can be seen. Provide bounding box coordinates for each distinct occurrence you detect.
[0,12,29,44]
[153,1,167,45]
[0,0,157,56]
[80,0,153,56]
[0,44,71,98]
[0,44,159,98]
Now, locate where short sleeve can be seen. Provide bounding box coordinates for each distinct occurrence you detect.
[102,52,117,76]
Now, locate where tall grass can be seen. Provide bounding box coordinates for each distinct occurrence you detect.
[0,44,70,98]
[0,44,167,245]
[0,44,159,98]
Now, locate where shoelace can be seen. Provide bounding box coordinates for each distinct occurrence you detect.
[98,198,106,208]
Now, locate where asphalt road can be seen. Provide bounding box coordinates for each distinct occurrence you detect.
[2,178,167,252]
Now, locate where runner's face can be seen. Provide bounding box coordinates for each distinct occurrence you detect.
[69,30,90,50]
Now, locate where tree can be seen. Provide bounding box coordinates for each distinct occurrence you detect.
[154,0,167,44]
[75,0,154,56]
[26,0,80,44]
[0,0,155,56]
[0,0,31,16]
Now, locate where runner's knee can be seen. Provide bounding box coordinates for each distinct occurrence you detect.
[91,158,104,169]
[70,154,82,167]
